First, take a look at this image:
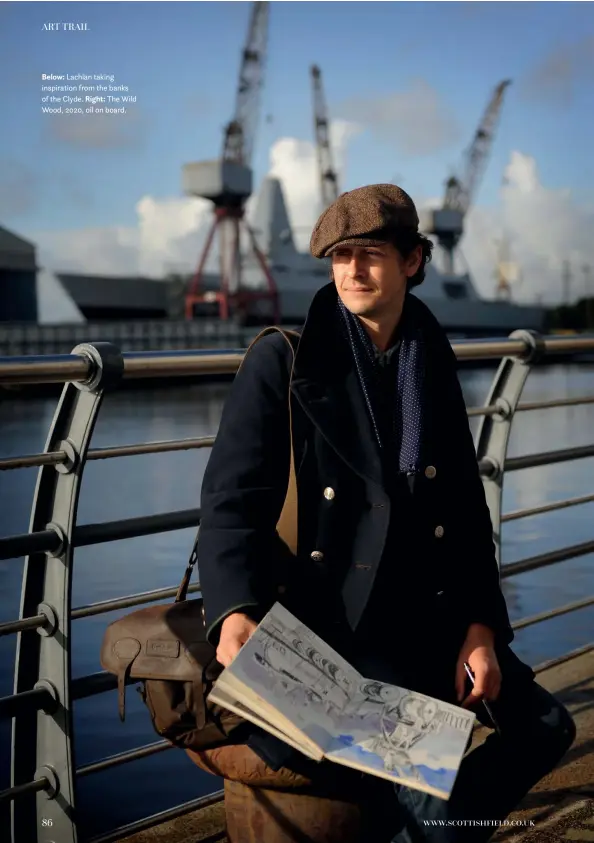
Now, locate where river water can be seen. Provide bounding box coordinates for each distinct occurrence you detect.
[1,364,593,839]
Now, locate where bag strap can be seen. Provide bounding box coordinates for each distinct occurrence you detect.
[175,326,300,603]
[263,327,300,557]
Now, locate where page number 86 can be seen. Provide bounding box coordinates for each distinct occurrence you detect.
[41,818,53,827]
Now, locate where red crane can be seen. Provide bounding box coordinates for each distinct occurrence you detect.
[182,2,279,324]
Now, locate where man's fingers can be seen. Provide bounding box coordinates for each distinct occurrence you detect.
[477,670,501,702]
[460,670,503,707]
[215,646,230,667]
[455,663,467,703]
[216,641,236,667]
[460,687,484,708]
[472,677,488,698]
[216,613,258,668]
[490,674,502,701]
[217,632,252,667]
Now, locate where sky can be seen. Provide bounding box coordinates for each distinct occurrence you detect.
[1,0,594,320]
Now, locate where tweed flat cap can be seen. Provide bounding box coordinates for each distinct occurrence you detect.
[310,183,419,259]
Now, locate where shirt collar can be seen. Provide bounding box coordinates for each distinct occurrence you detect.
[373,338,401,366]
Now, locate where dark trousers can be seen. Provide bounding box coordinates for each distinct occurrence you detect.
[391,680,575,842]
[353,647,576,843]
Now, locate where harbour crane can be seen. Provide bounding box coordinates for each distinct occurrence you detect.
[425,79,511,275]
[494,234,522,300]
[182,2,279,323]
[310,64,340,209]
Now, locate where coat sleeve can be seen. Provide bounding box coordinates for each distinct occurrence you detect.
[436,327,514,646]
[196,333,293,645]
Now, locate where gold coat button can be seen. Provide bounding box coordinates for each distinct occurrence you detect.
[323,487,335,501]
[425,465,437,479]
[311,551,324,562]
[434,525,445,538]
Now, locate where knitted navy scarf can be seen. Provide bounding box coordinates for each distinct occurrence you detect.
[338,298,426,475]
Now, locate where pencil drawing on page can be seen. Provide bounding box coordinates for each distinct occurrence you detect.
[209,603,475,799]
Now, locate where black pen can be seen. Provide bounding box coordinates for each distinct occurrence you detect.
[463,662,502,737]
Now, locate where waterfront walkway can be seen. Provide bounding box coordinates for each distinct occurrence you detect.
[122,648,594,843]
[491,648,594,843]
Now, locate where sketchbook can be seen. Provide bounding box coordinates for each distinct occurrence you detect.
[208,603,476,800]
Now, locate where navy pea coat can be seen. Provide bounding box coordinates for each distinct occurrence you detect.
[196,282,537,770]
[198,282,517,655]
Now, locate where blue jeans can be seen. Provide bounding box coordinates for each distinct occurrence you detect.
[352,647,576,843]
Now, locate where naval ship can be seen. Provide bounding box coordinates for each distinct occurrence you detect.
[56,176,545,337]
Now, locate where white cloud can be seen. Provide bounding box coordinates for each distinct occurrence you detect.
[37,225,140,276]
[30,132,594,321]
[134,195,214,276]
[31,121,358,321]
[519,36,594,109]
[460,152,594,304]
[337,79,460,157]
[263,119,361,247]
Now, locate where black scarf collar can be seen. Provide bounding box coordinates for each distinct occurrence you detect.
[337,296,426,475]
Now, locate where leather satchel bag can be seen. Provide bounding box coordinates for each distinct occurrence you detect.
[100,327,300,751]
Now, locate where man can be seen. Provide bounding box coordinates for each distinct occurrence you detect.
[197,185,575,840]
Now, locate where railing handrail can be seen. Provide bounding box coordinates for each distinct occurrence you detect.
[1,332,594,385]
[2,332,594,842]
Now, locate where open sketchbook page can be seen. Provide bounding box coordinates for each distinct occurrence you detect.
[325,684,475,800]
[210,669,323,758]
[208,684,323,761]
[213,602,363,755]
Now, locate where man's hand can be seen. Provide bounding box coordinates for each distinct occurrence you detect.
[455,623,501,708]
[216,612,258,667]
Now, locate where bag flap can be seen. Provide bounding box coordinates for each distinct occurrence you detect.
[100,599,216,682]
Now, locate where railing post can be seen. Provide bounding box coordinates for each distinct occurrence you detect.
[11,343,124,843]
[475,330,545,567]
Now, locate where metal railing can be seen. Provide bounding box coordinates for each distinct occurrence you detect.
[0,329,594,843]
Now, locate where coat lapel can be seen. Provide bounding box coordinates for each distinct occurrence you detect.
[291,369,384,487]
[290,283,384,488]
